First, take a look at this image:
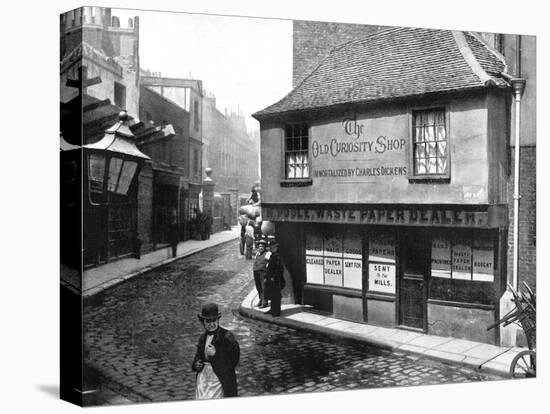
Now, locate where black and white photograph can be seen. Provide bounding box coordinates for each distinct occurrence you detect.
[3,1,547,413]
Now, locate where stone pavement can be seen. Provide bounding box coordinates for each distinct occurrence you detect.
[82,226,241,297]
[239,289,527,378]
[83,241,501,406]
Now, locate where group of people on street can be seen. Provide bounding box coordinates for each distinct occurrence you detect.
[253,239,285,316]
[192,238,285,400]
[191,183,288,401]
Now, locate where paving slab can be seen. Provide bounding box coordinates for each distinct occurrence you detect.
[490,349,524,366]
[315,317,345,327]
[462,343,505,359]
[433,338,481,354]
[407,334,453,349]
[346,323,381,336]
[324,320,360,332]
[424,349,466,363]
[396,343,429,354]
[385,330,424,344]
[287,312,327,324]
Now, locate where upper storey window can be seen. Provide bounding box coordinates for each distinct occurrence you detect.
[285,123,309,179]
[412,109,449,178]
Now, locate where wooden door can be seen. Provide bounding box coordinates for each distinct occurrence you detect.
[399,230,429,330]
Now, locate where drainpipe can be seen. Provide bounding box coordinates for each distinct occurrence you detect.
[501,72,526,291]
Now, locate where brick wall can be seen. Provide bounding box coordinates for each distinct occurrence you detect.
[507,145,536,291]
[293,20,390,87]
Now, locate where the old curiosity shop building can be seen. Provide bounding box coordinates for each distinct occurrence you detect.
[253,27,533,346]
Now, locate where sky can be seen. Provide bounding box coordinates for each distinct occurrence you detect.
[113,8,293,132]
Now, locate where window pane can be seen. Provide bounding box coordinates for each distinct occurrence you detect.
[286,137,293,151]
[425,125,435,141]
[301,124,308,138]
[116,161,138,195]
[427,141,437,157]
[436,125,446,140]
[435,110,445,125]
[285,125,293,137]
[415,143,426,159]
[301,135,308,150]
[287,153,296,178]
[295,153,303,178]
[303,155,309,178]
[428,156,437,173]
[415,126,424,142]
[437,157,448,174]
[427,112,435,126]
[89,154,105,193]
[437,141,447,157]
[107,157,123,192]
[416,157,426,174]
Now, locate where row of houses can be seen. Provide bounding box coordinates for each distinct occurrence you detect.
[60,7,259,269]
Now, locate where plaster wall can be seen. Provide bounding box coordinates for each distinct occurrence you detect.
[261,94,495,205]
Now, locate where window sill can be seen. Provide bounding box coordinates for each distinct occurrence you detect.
[304,283,362,297]
[280,178,313,187]
[408,175,450,184]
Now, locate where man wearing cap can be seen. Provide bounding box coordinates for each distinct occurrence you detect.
[253,239,269,308]
[264,240,285,317]
[192,303,240,399]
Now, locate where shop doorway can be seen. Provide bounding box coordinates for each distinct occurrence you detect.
[398,230,429,331]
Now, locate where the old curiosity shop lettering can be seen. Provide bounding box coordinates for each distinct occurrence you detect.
[263,206,490,228]
[312,117,407,158]
[311,136,406,158]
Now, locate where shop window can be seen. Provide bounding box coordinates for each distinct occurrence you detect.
[430,232,495,282]
[411,108,449,179]
[284,124,310,180]
[367,232,397,294]
[305,227,362,289]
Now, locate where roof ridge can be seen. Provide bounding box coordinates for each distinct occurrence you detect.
[465,31,509,74]
[452,31,492,85]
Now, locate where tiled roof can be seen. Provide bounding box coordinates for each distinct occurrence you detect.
[254,27,509,118]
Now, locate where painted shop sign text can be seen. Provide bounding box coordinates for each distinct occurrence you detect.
[264,206,490,228]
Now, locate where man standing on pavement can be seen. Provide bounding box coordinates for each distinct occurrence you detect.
[192,303,240,399]
[244,223,255,260]
[253,239,269,308]
[264,240,285,317]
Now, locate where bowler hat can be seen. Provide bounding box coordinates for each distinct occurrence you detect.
[197,302,221,321]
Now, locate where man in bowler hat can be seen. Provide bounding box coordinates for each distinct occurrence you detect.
[253,239,269,308]
[192,303,240,399]
[264,240,285,317]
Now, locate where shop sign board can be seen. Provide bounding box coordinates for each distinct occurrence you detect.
[369,236,396,263]
[263,205,493,228]
[431,237,451,278]
[324,257,343,286]
[368,262,396,294]
[472,240,494,282]
[306,255,324,284]
[343,259,362,289]
[452,243,472,280]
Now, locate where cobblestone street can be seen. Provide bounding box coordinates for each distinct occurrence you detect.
[83,240,502,405]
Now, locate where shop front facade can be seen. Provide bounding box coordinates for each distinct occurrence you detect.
[253,27,518,345]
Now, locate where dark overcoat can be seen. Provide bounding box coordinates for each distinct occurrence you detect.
[191,327,240,397]
[264,251,285,299]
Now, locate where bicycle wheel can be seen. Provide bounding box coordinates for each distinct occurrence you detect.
[510,350,536,378]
